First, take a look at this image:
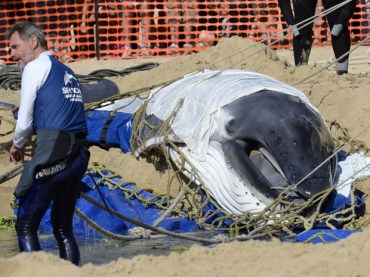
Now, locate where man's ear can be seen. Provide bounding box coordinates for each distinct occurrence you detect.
[29,35,38,49]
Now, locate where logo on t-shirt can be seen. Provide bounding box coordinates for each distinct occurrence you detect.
[62,71,83,102]
[64,71,78,85]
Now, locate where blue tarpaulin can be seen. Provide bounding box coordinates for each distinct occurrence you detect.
[33,166,365,242]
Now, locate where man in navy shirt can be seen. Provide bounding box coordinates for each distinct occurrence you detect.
[7,20,89,266]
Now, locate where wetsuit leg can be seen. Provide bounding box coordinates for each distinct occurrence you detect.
[291,0,318,66]
[15,150,89,266]
[51,150,89,266]
[15,178,57,253]
[322,0,356,74]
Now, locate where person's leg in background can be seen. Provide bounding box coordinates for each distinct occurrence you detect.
[79,0,96,58]
[137,0,155,56]
[255,1,280,45]
[166,0,180,55]
[66,0,80,59]
[119,0,135,57]
[79,0,112,58]
[292,0,317,66]
[248,1,261,40]
[266,1,279,45]
[96,1,109,56]
[313,1,324,44]
[106,1,121,57]
[279,0,318,66]
[253,1,270,44]
[56,0,75,62]
[322,0,356,75]
[182,0,197,52]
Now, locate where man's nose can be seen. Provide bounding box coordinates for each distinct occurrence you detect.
[9,48,14,58]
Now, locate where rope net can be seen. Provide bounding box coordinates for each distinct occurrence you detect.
[127,92,366,238]
[0,64,368,241]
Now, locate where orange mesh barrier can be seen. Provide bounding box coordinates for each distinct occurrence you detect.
[0,0,369,64]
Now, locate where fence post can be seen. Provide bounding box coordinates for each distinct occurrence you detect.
[94,0,100,60]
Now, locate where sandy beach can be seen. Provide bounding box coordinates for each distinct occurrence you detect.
[1,37,370,276]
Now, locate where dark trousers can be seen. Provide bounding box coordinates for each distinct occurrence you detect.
[16,149,89,266]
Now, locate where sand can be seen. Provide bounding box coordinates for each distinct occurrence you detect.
[1,37,370,276]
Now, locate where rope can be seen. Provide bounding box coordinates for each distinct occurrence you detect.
[128,97,365,237]
[302,232,341,244]
[289,121,370,196]
[0,62,160,91]
[195,0,352,75]
[0,164,23,185]
[79,192,221,244]
[152,189,186,228]
[74,207,142,241]
[148,0,356,99]
[0,116,16,137]
[224,0,354,75]
[294,37,370,85]
[0,65,22,90]
[310,55,370,66]
[76,62,160,83]
[78,190,284,243]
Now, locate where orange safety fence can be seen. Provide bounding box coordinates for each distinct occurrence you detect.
[0,0,369,64]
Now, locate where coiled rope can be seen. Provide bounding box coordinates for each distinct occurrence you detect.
[0,62,159,90]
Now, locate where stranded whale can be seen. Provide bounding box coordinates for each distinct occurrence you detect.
[134,69,337,214]
[86,69,337,215]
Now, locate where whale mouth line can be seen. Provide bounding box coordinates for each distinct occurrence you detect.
[242,141,334,201]
[258,146,288,183]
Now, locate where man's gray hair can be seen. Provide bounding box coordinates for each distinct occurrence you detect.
[6,21,48,49]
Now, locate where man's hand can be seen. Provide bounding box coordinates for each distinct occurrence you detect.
[10,144,24,164]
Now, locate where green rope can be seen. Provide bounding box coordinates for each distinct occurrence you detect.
[302,232,341,244]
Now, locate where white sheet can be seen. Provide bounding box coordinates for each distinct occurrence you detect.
[146,69,325,161]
